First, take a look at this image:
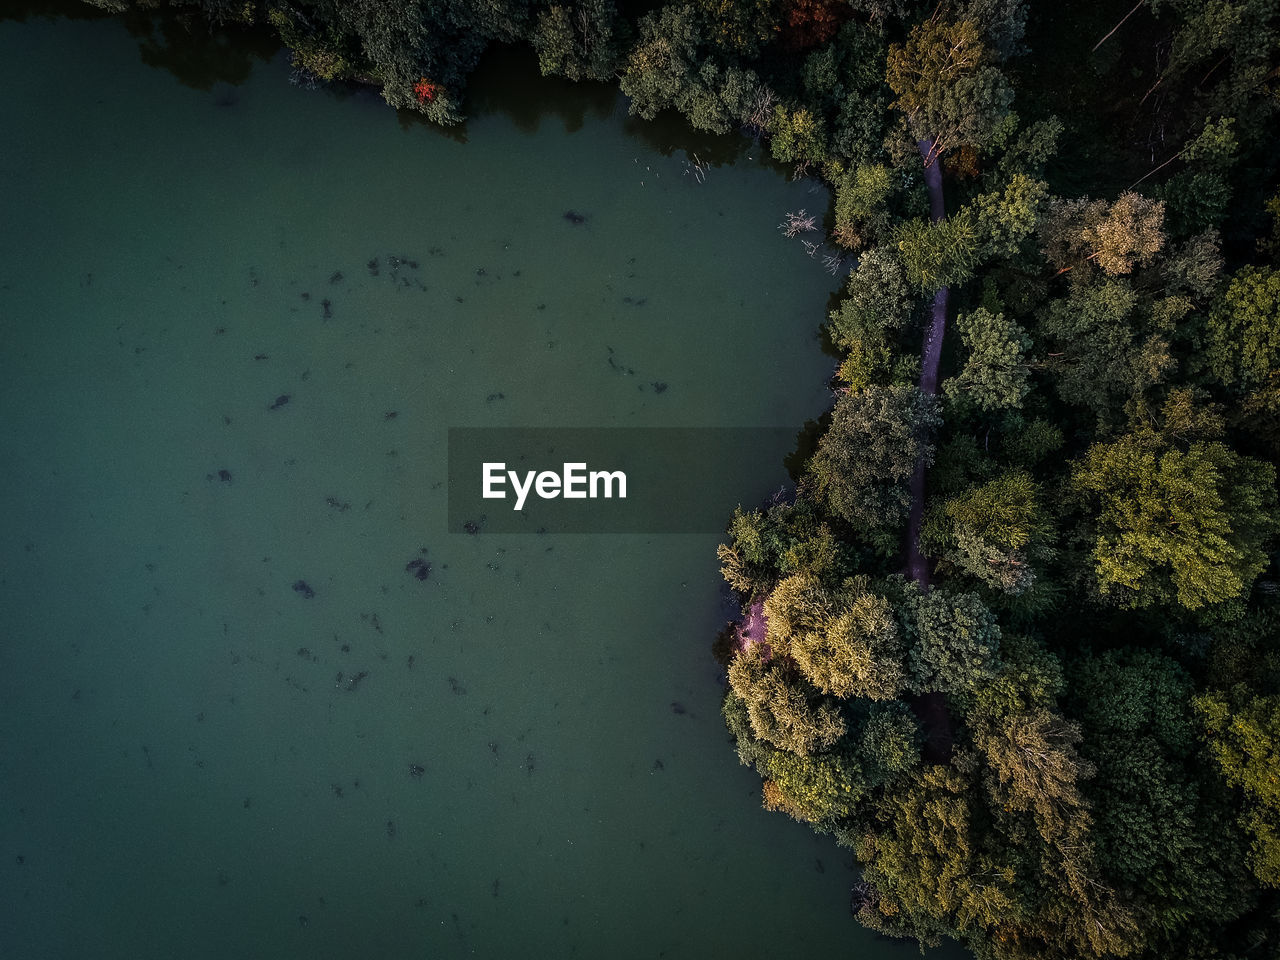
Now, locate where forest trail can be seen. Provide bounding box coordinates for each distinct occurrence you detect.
[905,138,950,587]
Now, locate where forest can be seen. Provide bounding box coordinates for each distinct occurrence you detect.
[78,0,1280,956]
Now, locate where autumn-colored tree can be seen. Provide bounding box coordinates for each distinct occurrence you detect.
[727,644,847,754]
[1040,193,1167,276]
[780,0,849,51]
[856,759,1022,946]
[976,707,1093,840]
[765,574,909,700]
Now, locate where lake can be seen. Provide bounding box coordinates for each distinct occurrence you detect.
[0,12,949,958]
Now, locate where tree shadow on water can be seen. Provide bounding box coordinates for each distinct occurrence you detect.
[0,0,110,22]
[620,107,760,168]
[464,44,618,134]
[785,410,834,483]
[393,100,471,145]
[121,9,278,90]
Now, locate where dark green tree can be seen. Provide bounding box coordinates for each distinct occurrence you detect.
[618,5,761,134]
[1071,650,1251,935]
[901,585,1002,699]
[532,0,625,82]
[926,471,1053,594]
[809,385,941,553]
[1037,278,1174,421]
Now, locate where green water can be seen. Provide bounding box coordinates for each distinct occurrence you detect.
[0,16,941,959]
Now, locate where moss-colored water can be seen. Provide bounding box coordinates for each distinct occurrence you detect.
[0,15,949,959]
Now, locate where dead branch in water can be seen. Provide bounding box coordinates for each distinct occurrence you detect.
[780,209,818,238]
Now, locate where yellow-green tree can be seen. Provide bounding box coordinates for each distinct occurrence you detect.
[1071,422,1277,610]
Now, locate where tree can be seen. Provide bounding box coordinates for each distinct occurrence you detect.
[717,496,843,599]
[844,0,931,24]
[767,103,827,164]
[780,0,850,52]
[761,570,829,651]
[1205,265,1280,392]
[1071,414,1278,610]
[723,689,774,768]
[691,0,783,57]
[1156,117,1239,237]
[618,6,761,134]
[943,308,1033,413]
[975,707,1093,841]
[957,0,1028,61]
[828,246,915,347]
[760,748,866,825]
[856,760,1022,947]
[798,21,890,164]
[972,172,1049,260]
[895,208,982,291]
[886,15,1014,163]
[983,113,1062,190]
[1262,192,1280,260]
[902,586,1002,699]
[1197,689,1280,887]
[267,7,354,81]
[809,385,941,552]
[970,632,1064,719]
[1144,0,1279,135]
[830,163,893,250]
[828,246,918,391]
[1037,278,1174,421]
[1040,193,1167,276]
[927,471,1053,594]
[860,703,922,783]
[765,574,909,700]
[532,0,625,82]
[727,644,846,754]
[1070,650,1251,935]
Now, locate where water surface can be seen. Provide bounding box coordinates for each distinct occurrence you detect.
[0,16,939,959]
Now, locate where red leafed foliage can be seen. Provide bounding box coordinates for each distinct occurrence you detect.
[413,78,439,104]
[781,0,850,52]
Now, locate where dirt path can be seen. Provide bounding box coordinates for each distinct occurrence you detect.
[905,138,950,588]
[906,139,955,758]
